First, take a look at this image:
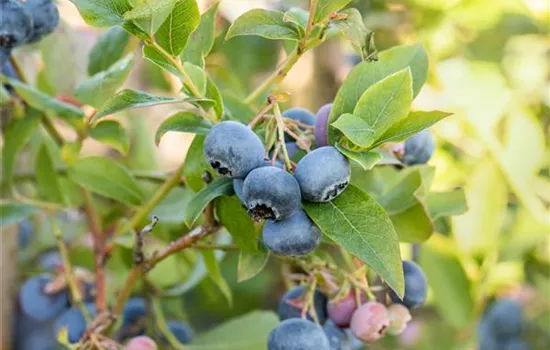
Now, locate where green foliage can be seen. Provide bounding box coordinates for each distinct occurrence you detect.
[183,178,233,226]
[155,0,200,56]
[182,3,219,67]
[313,0,352,23]
[0,203,37,229]
[87,27,130,76]
[155,112,212,145]
[216,196,258,253]
[226,9,300,41]
[88,120,130,154]
[36,143,65,205]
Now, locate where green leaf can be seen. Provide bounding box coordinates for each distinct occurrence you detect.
[390,204,433,243]
[183,177,233,226]
[2,109,41,184]
[156,0,200,56]
[1,78,84,129]
[304,185,404,296]
[202,249,232,306]
[349,69,413,149]
[89,120,130,154]
[61,142,82,165]
[190,311,279,350]
[335,143,381,170]
[426,189,468,220]
[155,112,212,145]
[75,54,135,109]
[151,186,195,224]
[124,0,177,20]
[183,135,210,192]
[420,236,474,328]
[69,0,132,27]
[226,9,300,41]
[222,92,256,123]
[183,62,207,95]
[331,8,371,59]
[88,27,130,76]
[92,89,208,121]
[68,157,144,206]
[143,44,183,78]
[182,63,223,118]
[216,196,258,253]
[331,113,375,148]
[205,75,224,118]
[282,8,308,37]
[329,44,428,143]
[0,203,37,229]
[182,3,219,66]
[238,247,269,282]
[313,0,352,23]
[378,167,426,215]
[372,110,452,148]
[36,143,65,205]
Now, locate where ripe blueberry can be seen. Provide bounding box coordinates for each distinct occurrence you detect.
[389,260,427,309]
[485,299,524,339]
[166,321,194,344]
[203,121,265,178]
[22,0,59,44]
[20,275,69,322]
[401,130,435,166]
[285,142,300,158]
[294,146,350,202]
[119,297,147,339]
[38,250,62,271]
[327,289,367,327]
[18,219,33,249]
[350,302,390,343]
[54,303,96,343]
[387,304,412,335]
[233,160,283,205]
[262,210,322,256]
[243,166,301,221]
[0,0,33,49]
[314,103,332,147]
[127,336,158,350]
[282,108,315,142]
[502,338,529,350]
[13,311,56,350]
[323,320,347,350]
[477,318,499,350]
[278,286,328,323]
[268,318,331,350]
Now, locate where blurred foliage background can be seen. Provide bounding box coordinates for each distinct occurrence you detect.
[3,0,549,349]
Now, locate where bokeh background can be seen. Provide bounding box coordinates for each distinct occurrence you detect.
[2,0,549,349]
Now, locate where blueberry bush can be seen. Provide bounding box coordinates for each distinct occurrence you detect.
[1,0,548,349]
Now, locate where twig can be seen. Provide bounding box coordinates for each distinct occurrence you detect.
[134,216,159,265]
[273,104,293,169]
[191,243,239,251]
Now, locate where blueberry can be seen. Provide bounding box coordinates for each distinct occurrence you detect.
[401,130,435,166]
[119,297,147,339]
[282,108,315,142]
[233,179,245,204]
[243,166,301,221]
[13,311,56,350]
[285,142,300,158]
[38,250,62,271]
[22,0,59,44]
[268,318,331,350]
[18,219,33,249]
[166,320,194,344]
[126,336,158,350]
[294,146,350,202]
[19,275,69,322]
[54,303,96,343]
[203,121,265,179]
[263,210,321,256]
[350,302,390,343]
[278,286,328,323]
[327,289,366,327]
[485,299,524,339]
[0,0,33,49]
[502,338,529,350]
[386,304,412,335]
[389,260,427,309]
[323,320,347,350]
[314,104,332,147]
[477,319,499,350]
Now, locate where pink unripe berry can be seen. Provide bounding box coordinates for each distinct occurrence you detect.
[387,303,412,335]
[327,289,367,327]
[350,301,390,343]
[126,336,158,350]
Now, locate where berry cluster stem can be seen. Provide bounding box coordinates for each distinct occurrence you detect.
[273,103,293,169]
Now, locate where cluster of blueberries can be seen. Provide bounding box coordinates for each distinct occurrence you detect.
[478,299,529,350]
[268,260,428,349]
[0,0,59,69]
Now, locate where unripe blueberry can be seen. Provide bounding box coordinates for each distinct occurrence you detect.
[203,121,265,178]
[327,289,367,327]
[243,166,301,221]
[282,107,316,142]
[0,0,33,49]
[22,0,59,44]
[127,336,158,350]
[314,104,332,147]
[386,304,412,335]
[263,210,321,256]
[54,303,96,343]
[268,318,331,350]
[350,302,390,343]
[485,299,524,339]
[294,146,350,202]
[401,130,434,166]
[278,286,328,323]
[323,320,347,350]
[20,275,69,321]
[389,260,427,309]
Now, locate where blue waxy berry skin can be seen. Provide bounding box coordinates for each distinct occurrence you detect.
[54,303,96,343]
[22,0,59,44]
[0,0,33,50]
[278,286,328,323]
[203,121,265,179]
[268,318,331,350]
[485,299,525,338]
[389,260,427,309]
[263,210,321,256]
[323,319,347,350]
[167,321,194,344]
[20,275,69,322]
[401,130,435,166]
[282,108,316,142]
[294,146,350,202]
[243,166,301,221]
